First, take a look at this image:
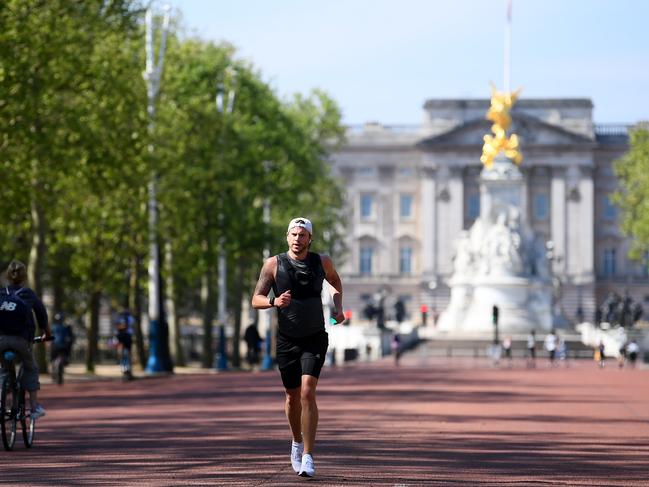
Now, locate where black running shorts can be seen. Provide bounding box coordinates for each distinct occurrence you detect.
[276,330,328,390]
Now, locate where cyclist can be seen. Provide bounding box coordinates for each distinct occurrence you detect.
[0,260,51,419]
[51,313,74,366]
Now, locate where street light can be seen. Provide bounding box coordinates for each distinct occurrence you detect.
[143,5,173,373]
[214,68,236,371]
[261,161,275,371]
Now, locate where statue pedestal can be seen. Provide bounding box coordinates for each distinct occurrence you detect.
[438,156,553,335]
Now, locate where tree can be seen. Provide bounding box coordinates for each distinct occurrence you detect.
[613,126,649,263]
[0,1,146,371]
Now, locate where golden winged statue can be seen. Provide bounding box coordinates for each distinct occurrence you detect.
[480,83,523,168]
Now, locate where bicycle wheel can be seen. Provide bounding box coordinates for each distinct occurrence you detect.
[20,387,35,448]
[0,376,17,451]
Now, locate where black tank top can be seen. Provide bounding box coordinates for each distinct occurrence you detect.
[273,252,325,338]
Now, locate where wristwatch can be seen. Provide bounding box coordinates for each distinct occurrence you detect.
[269,296,275,307]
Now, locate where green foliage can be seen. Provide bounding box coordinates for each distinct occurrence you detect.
[0,3,347,360]
[156,35,347,309]
[612,127,649,261]
[0,1,146,304]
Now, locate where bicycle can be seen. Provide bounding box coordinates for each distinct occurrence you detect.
[1,336,52,451]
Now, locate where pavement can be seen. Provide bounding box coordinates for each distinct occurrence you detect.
[3,352,649,486]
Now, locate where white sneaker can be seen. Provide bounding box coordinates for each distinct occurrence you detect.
[31,404,46,420]
[291,441,304,473]
[298,453,315,478]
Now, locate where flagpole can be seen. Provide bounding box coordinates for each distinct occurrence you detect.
[504,0,512,93]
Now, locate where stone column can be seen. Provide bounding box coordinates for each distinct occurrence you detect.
[379,165,395,274]
[578,167,595,280]
[421,166,437,276]
[566,166,582,276]
[437,167,464,275]
[550,168,567,275]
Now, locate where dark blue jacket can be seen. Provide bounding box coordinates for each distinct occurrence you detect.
[4,285,49,341]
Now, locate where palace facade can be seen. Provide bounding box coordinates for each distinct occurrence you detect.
[330,98,646,324]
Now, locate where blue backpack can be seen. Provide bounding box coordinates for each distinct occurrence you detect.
[0,287,34,338]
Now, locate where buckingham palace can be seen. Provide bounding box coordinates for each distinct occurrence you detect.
[330,98,647,325]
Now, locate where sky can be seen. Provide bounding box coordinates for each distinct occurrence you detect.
[165,0,648,125]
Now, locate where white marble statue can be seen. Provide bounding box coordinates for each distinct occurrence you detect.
[438,157,553,334]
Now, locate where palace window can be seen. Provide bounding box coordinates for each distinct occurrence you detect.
[357,166,375,177]
[603,196,617,221]
[534,193,549,220]
[360,247,373,275]
[360,194,373,220]
[399,194,413,219]
[603,248,617,277]
[467,193,480,220]
[399,247,413,274]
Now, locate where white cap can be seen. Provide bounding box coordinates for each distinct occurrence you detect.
[287,217,313,235]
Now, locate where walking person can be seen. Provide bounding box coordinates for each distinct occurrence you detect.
[526,330,536,368]
[50,312,75,384]
[115,313,134,381]
[51,313,75,363]
[243,323,262,369]
[626,339,640,368]
[597,341,606,368]
[502,335,513,367]
[252,217,344,479]
[618,341,627,369]
[0,260,51,418]
[391,333,401,366]
[558,335,569,367]
[544,330,558,367]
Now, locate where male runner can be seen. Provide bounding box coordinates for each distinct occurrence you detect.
[252,217,344,478]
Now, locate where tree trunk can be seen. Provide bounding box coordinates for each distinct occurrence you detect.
[231,257,246,368]
[164,242,184,366]
[86,290,101,373]
[129,255,147,369]
[201,270,215,368]
[28,198,48,373]
[51,258,65,314]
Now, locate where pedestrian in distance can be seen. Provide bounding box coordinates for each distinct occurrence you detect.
[50,312,75,385]
[0,260,51,419]
[502,335,513,367]
[526,330,536,369]
[558,335,569,367]
[597,341,606,368]
[391,333,401,366]
[51,313,75,365]
[115,313,134,381]
[251,217,345,479]
[544,329,558,367]
[626,339,639,368]
[618,341,627,369]
[243,323,262,369]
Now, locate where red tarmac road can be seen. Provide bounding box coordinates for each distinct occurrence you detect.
[1,354,648,486]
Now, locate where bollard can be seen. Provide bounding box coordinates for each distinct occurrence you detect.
[261,328,274,371]
[215,325,228,371]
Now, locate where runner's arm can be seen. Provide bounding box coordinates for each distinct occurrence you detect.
[322,255,344,323]
[251,258,277,309]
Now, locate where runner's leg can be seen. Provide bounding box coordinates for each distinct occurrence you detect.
[300,375,318,455]
[285,387,302,442]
